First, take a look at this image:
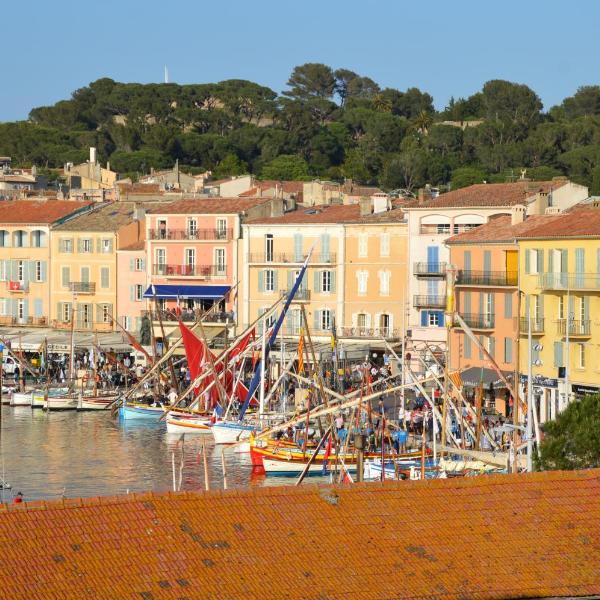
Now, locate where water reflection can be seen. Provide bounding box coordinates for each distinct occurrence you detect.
[0,409,311,502]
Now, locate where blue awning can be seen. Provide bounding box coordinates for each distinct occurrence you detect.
[143,285,231,299]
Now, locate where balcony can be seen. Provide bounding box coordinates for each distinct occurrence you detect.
[70,282,96,294]
[414,262,447,277]
[7,281,28,293]
[456,270,517,287]
[519,317,545,334]
[538,272,600,291]
[144,309,235,325]
[557,319,591,337]
[247,253,336,264]
[53,320,113,332]
[413,294,445,308]
[419,224,479,235]
[0,316,48,327]
[280,289,311,302]
[339,327,401,341]
[456,313,495,330]
[152,264,227,278]
[148,228,232,241]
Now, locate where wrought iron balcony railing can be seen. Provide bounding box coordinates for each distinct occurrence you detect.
[456,270,517,286]
[149,228,232,241]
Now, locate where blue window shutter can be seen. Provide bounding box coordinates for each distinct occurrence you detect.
[504,293,512,318]
[421,310,428,327]
[464,291,471,315]
[34,298,43,318]
[28,261,36,282]
[435,311,444,327]
[23,299,29,319]
[141,259,146,270]
[330,270,336,292]
[464,334,471,359]
[483,250,491,274]
[536,249,544,274]
[258,270,264,292]
[464,251,471,272]
[427,246,439,272]
[41,261,47,282]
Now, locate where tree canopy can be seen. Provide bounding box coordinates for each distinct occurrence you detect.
[3,65,600,191]
[536,394,600,471]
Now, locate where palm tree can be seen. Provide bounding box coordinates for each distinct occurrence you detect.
[413,110,433,134]
[372,93,392,113]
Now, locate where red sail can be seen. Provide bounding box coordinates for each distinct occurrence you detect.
[178,320,205,396]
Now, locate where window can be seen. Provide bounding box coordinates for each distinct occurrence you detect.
[379,270,390,296]
[101,304,111,323]
[215,248,226,275]
[17,299,24,320]
[185,248,196,268]
[379,314,391,336]
[17,260,24,282]
[35,261,42,282]
[101,239,112,253]
[265,234,273,262]
[81,267,90,284]
[321,270,332,293]
[358,233,368,258]
[428,311,440,327]
[216,218,227,239]
[135,284,144,301]
[135,258,144,271]
[357,271,368,295]
[483,292,493,317]
[155,249,166,275]
[31,230,44,247]
[558,296,565,320]
[13,230,27,248]
[157,220,167,239]
[100,267,109,289]
[81,304,92,326]
[579,296,586,322]
[380,233,390,257]
[357,313,368,329]
[187,219,198,238]
[62,303,71,322]
[264,269,275,292]
[320,309,331,331]
[528,248,543,274]
[81,239,92,253]
[0,230,8,247]
[436,223,451,234]
[60,238,73,253]
[578,343,586,369]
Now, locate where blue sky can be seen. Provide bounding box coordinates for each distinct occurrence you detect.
[1,0,597,122]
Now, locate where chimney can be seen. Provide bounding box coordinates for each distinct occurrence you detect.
[133,207,146,221]
[106,161,110,173]
[89,147,97,164]
[359,196,372,217]
[270,197,284,218]
[511,204,526,226]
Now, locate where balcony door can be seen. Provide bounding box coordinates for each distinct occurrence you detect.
[155,249,166,275]
[185,248,195,276]
[215,249,226,276]
[265,234,273,262]
[379,314,390,337]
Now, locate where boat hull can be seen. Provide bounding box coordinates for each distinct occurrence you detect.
[262,457,358,476]
[10,392,32,407]
[211,422,254,445]
[166,414,212,434]
[119,404,165,420]
[78,397,114,410]
[44,397,78,411]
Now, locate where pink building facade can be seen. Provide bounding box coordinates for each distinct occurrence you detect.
[116,242,147,333]
[145,198,272,322]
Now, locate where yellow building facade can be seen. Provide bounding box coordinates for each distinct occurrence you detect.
[50,203,144,331]
[518,208,600,419]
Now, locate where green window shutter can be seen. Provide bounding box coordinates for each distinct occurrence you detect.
[61,267,70,287]
[504,293,512,318]
[504,337,512,364]
[575,248,585,287]
[536,249,544,274]
[101,268,109,288]
[77,239,83,253]
[41,261,47,282]
[478,335,484,360]
[330,270,336,292]
[28,261,36,282]
[108,239,114,253]
[320,233,330,261]
[287,270,293,290]
[478,292,484,317]
[537,294,544,321]
[490,293,495,318]
[489,336,495,359]
[548,249,553,273]
[525,249,531,274]
[130,286,135,302]
[258,270,264,292]
[464,334,471,359]
[293,234,303,262]
[34,299,43,318]
[314,270,321,293]
[130,258,135,271]
[483,250,491,275]
[583,296,590,321]
[554,342,564,368]
[57,302,63,320]
[273,270,278,291]
[314,310,320,331]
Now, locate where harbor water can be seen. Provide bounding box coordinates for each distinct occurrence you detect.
[0,408,306,502]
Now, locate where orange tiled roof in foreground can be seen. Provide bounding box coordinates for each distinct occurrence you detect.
[0,199,92,224]
[1,469,599,599]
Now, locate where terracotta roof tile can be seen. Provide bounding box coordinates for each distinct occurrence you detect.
[446,214,560,244]
[246,204,405,225]
[405,180,568,209]
[517,207,600,238]
[53,201,153,232]
[0,199,92,224]
[1,469,599,598]
[149,197,270,215]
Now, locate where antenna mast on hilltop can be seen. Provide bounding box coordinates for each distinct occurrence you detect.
[164,65,169,84]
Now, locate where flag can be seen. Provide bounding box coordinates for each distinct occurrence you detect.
[449,370,463,390]
[339,461,354,484]
[297,329,305,374]
[112,316,154,365]
[322,434,333,475]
